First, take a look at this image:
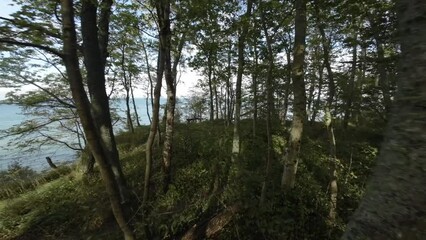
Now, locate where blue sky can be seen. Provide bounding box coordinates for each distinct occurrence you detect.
[0,0,15,17]
[0,0,17,99]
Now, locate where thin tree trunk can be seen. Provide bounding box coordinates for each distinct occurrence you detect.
[376,40,392,117]
[145,91,152,124]
[282,47,292,126]
[208,51,214,121]
[61,1,134,239]
[342,1,426,238]
[214,75,219,120]
[143,26,165,205]
[311,63,324,124]
[260,10,274,206]
[307,47,319,117]
[121,45,134,133]
[252,44,258,138]
[232,0,252,162]
[281,0,307,189]
[343,35,357,129]
[130,76,141,127]
[226,44,232,125]
[125,87,134,133]
[315,3,338,223]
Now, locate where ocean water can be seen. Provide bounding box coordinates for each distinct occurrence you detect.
[0,98,156,171]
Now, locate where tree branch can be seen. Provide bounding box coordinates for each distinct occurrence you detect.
[0,16,62,39]
[0,38,64,59]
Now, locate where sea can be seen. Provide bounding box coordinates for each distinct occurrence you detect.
[0,98,157,172]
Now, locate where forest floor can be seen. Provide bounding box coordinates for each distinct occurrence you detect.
[0,120,384,240]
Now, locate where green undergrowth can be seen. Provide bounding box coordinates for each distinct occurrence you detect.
[0,164,73,200]
[0,121,382,239]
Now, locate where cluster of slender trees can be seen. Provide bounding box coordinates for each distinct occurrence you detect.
[1,0,425,239]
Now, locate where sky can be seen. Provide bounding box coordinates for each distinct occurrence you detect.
[0,0,201,100]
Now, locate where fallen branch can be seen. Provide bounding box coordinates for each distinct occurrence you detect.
[181,204,241,240]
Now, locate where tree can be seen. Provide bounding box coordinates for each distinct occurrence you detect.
[161,0,188,192]
[258,0,274,206]
[281,0,308,189]
[231,0,253,163]
[342,0,426,238]
[0,51,85,154]
[313,0,338,224]
[143,0,165,205]
[159,0,174,192]
[109,0,144,133]
[61,1,135,239]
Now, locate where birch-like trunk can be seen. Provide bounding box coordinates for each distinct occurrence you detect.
[282,0,307,189]
[315,2,338,223]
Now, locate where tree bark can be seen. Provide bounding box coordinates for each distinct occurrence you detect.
[60,1,134,239]
[282,0,307,189]
[342,1,426,238]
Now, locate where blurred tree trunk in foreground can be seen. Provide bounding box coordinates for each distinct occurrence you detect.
[342,0,426,239]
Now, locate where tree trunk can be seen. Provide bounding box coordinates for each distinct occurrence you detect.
[252,44,258,138]
[315,3,338,224]
[125,87,134,133]
[282,46,292,126]
[121,45,134,133]
[130,77,141,127]
[343,34,357,129]
[208,51,214,121]
[281,0,307,189]
[259,9,274,206]
[214,75,219,120]
[60,1,134,239]
[342,1,426,238]
[311,63,323,124]
[80,0,130,204]
[141,38,154,125]
[226,44,233,125]
[376,40,392,117]
[307,47,319,117]
[143,21,165,205]
[159,0,175,192]
[231,0,252,163]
